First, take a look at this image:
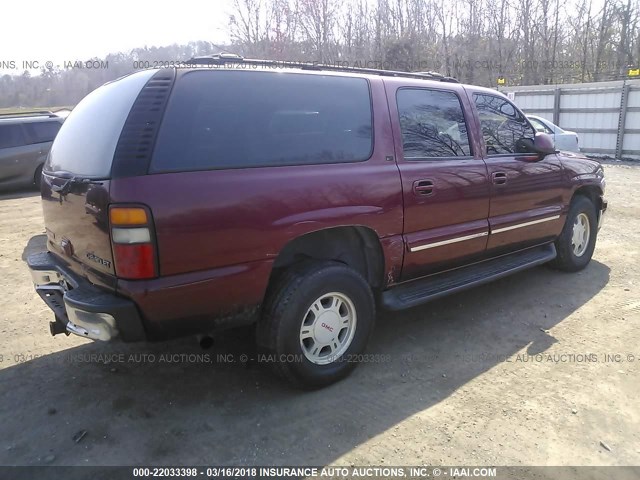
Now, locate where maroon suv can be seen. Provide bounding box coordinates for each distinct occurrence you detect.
[28,57,607,388]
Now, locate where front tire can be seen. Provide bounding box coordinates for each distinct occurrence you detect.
[257,261,375,389]
[552,195,598,272]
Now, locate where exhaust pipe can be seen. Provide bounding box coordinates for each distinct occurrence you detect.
[198,335,214,349]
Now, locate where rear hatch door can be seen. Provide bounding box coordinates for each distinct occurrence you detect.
[41,69,157,289]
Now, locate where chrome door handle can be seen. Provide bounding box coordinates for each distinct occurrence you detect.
[413,180,434,196]
[492,172,507,185]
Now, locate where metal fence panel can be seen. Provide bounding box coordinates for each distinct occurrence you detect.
[561,91,621,109]
[626,89,640,108]
[516,93,554,110]
[623,134,640,153]
[503,80,640,159]
[625,110,640,127]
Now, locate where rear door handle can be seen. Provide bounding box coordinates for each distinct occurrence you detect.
[492,172,507,185]
[413,179,434,196]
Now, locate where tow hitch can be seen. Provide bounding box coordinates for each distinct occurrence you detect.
[49,317,68,336]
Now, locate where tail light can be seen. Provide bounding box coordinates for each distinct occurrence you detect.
[109,206,157,279]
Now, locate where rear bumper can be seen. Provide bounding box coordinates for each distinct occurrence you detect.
[27,251,145,342]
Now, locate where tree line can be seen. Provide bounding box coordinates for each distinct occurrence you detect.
[1,0,638,108]
[227,0,640,85]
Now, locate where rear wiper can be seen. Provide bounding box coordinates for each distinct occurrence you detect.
[51,176,91,196]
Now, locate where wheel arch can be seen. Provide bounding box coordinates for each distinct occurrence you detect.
[269,226,386,290]
[33,162,44,186]
[571,184,603,212]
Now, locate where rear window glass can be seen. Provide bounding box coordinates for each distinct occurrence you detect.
[24,120,61,144]
[0,124,26,149]
[397,88,472,158]
[44,69,157,178]
[151,71,373,172]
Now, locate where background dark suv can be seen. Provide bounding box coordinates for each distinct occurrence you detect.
[27,58,606,388]
[0,112,64,190]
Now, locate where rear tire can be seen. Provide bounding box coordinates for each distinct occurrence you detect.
[33,164,43,190]
[551,195,597,272]
[257,261,375,389]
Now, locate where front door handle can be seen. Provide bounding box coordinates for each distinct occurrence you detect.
[492,172,507,185]
[413,179,434,196]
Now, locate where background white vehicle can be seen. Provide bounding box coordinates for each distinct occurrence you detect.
[527,115,580,153]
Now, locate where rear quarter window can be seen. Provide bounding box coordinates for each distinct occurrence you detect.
[151,71,373,172]
[44,69,157,178]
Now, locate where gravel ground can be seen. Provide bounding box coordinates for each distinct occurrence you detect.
[0,162,638,468]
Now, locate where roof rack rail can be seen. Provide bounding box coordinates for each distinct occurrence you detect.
[0,110,58,119]
[185,54,459,83]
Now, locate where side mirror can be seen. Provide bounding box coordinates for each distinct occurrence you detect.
[515,132,556,160]
[533,132,557,155]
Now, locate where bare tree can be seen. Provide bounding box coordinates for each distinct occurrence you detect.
[6,0,640,110]
[298,0,338,61]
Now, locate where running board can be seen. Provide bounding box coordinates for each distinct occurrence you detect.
[381,244,557,310]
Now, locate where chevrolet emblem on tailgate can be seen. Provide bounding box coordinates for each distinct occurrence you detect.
[86,252,111,268]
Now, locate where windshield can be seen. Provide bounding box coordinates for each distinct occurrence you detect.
[44,69,156,178]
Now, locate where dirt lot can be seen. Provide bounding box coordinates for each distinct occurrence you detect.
[0,162,638,468]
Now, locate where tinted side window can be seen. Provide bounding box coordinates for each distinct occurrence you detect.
[151,71,373,172]
[0,124,26,149]
[396,89,471,159]
[473,93,536,155]
[25,121,62,144]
